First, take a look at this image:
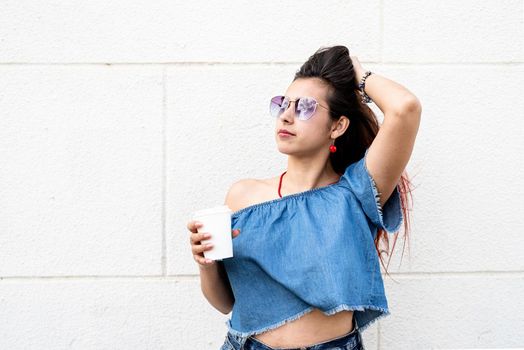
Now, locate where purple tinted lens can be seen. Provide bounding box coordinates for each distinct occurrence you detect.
[297,97,317,120]
[270,95,286,118]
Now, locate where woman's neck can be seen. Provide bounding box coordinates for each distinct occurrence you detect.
[282,157,340,192]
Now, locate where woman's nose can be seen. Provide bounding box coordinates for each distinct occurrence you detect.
[279,102,296,122]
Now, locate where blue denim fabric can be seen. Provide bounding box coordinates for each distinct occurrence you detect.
[220,314,364,350]
[221,148,403,339]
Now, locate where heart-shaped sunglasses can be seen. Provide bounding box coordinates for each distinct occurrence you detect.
[269,95,329,121]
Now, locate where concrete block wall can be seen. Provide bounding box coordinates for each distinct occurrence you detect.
[0,1,522,349]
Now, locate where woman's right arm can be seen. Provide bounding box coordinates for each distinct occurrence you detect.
[199,261,235,315]
[188,180,245,315]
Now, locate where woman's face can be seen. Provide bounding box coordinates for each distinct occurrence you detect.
[275,77,334,157]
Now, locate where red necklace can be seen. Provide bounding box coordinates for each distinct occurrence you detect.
[278,171,343,198]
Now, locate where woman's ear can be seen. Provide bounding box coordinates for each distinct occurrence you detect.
[333,115,350,135]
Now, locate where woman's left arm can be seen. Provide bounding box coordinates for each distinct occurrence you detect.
[351,56,422,208]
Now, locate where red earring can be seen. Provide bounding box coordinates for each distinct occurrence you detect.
[329,142,337,153]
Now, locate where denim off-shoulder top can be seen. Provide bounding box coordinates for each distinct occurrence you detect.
[221,147,403,338]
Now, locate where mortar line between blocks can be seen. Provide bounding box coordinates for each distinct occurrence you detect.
[0,62,522,66]
[161,66,167,276]
[379,0,384,64]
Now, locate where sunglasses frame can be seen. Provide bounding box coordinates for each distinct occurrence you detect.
[270,95,329,121]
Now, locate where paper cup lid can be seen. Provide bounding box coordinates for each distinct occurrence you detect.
[192,205,232,218]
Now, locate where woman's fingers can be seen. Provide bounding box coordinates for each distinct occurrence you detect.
[192,241,214,255]
[187,220,216,268]
[189,231,210,244]
[187,220,203,233]
[187,220,240,267]
[193,252,215,267]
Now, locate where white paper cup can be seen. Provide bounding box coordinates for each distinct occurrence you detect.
[191,205,233,261]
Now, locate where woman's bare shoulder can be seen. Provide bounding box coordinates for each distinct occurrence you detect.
[224,177,278,212]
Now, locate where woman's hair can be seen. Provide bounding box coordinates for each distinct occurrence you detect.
[294,45,415,278]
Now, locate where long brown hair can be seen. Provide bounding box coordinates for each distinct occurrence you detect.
[294,45,415,278]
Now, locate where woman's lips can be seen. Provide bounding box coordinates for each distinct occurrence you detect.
[278,132,295,137]
[278,128,295,135]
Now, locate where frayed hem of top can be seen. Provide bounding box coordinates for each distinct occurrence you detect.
[322,303,391,332]
[224,304,390,338]
[224,306,315,338]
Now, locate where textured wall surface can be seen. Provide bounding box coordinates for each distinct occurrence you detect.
[1,1,523,349]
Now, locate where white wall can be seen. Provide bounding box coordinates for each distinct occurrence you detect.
[0,1,523,349]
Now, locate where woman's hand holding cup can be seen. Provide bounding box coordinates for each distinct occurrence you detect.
[187,219,240,269]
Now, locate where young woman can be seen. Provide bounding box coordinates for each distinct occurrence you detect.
[188,45,420,350]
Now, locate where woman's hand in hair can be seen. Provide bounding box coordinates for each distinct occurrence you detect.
[350,55,365,82]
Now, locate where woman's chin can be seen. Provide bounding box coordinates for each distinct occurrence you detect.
[276,144,290,153]
[275,137,301,154]
[276,145,299,155]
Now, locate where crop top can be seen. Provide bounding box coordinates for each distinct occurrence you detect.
[221,147,403,338]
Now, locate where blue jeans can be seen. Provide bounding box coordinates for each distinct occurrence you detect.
[220,314,364,350]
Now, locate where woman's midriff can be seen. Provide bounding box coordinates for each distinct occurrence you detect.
[252,309,354,348]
